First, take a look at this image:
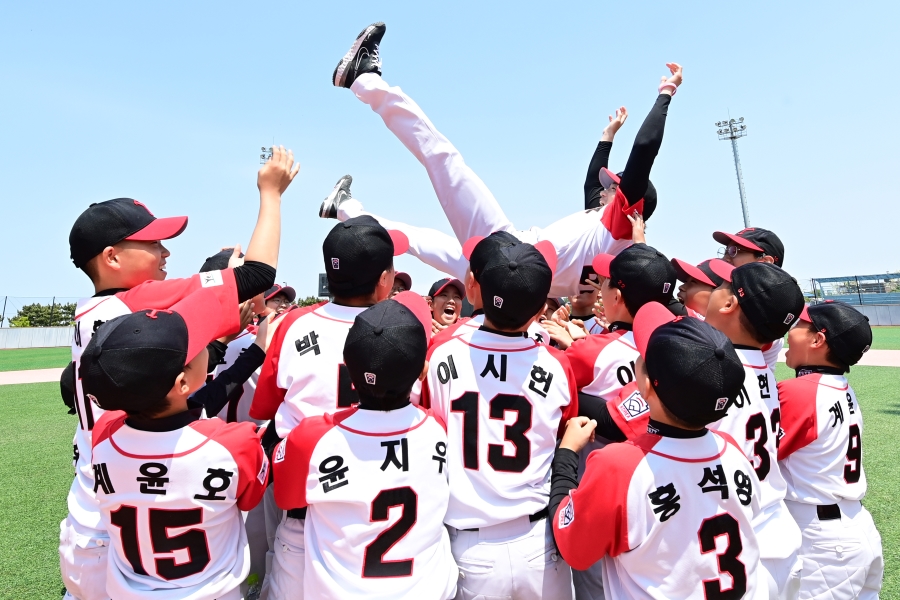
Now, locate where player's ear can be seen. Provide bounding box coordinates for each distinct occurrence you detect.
[811,330,828,350]
[464,271,480,304]
[100,246,121,272]
[418,360,429,381]
[759,255,776,265]
[635,356,655,401]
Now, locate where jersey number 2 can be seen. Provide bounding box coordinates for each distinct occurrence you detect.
[363,487,417,578]
[698,513,747,599]
[451,392,532,473]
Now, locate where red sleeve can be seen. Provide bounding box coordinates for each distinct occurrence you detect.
[600,187,646,240]
[91,411,127,451]
[777,375,821,459]
[545,346,579,438]
[419,377,432,409]
[565,333,620,390]
[249,304,320,420]
[273,413,337,510]
[191,419,268,511]
[431,317,469,347]
[607,382,651,440]
[553,440,651,569]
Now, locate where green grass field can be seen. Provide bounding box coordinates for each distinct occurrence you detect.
[871,326,900,350]
[0,347,71,372]
[0,365,896,598]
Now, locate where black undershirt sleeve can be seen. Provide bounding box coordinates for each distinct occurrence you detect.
[584,140,614,210]
[577,392,627,442]
[549,447,580,527]
[233,261,276,303]
[192,343,266,417]
[618,94,670,207]
[206,340,228,374]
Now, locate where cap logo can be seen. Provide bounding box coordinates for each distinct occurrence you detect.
[662,282,671,293]
[618,280,625,288]
[364,372,376,385]
[133,199,154,216]
[145,309,172,320]
[783,313,795,325]
[738,287,745,297]
[493,296,504,308]
[862,344,870,354]
[715,397,728,411]
[331,258,340,270]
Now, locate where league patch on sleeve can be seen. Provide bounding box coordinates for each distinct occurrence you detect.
[257,455,270,484]
[558,494,575,529]
[618,389,650,421]
[200,270,224,288]
[274,440,286,463]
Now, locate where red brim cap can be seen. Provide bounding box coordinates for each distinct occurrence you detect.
[633,301,678,358]
[392,291,433,340]
[671,258,716,287]
[170,287,240,364]
[591,253,615,278]
[388,229,410,256]
[799,304,812,323]
[533,240,558,275]
[712,231,764,253]
[708,259,736,283]
[462,236,485,260]
[599,167,621,189]
[126,216,189,241]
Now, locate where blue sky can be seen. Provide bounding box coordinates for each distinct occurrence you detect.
[1,1,897,299]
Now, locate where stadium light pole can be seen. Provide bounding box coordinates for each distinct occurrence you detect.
[716,118,750,228]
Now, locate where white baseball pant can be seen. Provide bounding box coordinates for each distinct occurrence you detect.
[754,500,803,600]
[350,73,631,297]
[257,485,285,600]
[447,516,574,600]
[59,515,110,600]
[267,514,306,600]
[786,500,884,599]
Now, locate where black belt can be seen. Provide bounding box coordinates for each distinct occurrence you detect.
[462,507,548,532]
[817,504,841,521]
[287,507,307,520]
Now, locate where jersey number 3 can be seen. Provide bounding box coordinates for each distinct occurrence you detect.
[698,513,747,599]
[363,487,417,578]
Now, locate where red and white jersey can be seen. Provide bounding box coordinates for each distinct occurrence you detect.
[777,373,866,504]
[566,327,639,399]
[761,337,783,374]
[251,301,364,437]
[273,405,457,600]
[69,270,239,528]
[424,326,578,529]
[583,316,606,335]
[91,409,267,600]
[433,313,549,347]
[554,431,765,599]
[213,327,264,425]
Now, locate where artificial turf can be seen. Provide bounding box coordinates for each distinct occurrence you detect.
[0,347,71,372]
[0,368,896,598]
[871,326,900,350]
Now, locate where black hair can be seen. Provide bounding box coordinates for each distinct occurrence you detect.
[481,295,545,331]
[81,258,100,283]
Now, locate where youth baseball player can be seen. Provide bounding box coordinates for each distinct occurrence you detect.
[427,277,465,336]
[60,148,297,600]
[671,257,725,318]
[423,232,578,599]
[273,297,458,600]
[778,301,884,598]
[551,301,767,599]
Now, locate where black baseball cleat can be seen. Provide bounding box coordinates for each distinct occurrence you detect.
[332,22,385,88]
[319,175,354,219]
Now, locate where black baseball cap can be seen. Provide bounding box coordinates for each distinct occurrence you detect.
[671,258,724,288]
[265,284,296,303]
[200,248,242,273]
[709,260,805,341]
[799,301,872,366]
[598,169,658,220]
[322,216,409,297]
[713,227,785,267]
[343,297,429,405]
[80,288,236,413]
[592,244,677,309]
[428,278,465,298]
[462,232,557,329]
[634,302,745,426]
[70,198,188,269]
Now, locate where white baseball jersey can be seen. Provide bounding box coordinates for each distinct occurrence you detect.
[273,405,457,600]
[432,312,550,347]
[424,326,578,529]
[251,301,365,437]
[68,270,239,529]
[777,373,866,504]
[565,326,639,399]
[553,431,765,599]
[761,338,783,374]
[91,409,268,599]
[213,327,264,425]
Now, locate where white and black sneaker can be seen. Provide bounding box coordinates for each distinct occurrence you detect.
[332,22,385,88]
[319,175,353,219]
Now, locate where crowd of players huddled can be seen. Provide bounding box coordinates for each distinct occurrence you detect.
[58,21,883,600]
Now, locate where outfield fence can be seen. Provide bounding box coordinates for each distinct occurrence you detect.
[810,273,900,326]
[0,326,72,349]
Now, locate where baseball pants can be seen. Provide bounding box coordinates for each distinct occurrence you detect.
[267,514,306,600]
[350,73,631,297]
[447,516,574,600]
[786,499,884,600]
[257,485,285,600]
[59,515,110,600]
[754,500,803,600]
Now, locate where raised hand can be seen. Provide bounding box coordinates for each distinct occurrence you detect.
[659,63,683,95]
[258,145,301,196]
[602,106,628,141]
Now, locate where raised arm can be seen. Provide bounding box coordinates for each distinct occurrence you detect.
[584,107,628,210]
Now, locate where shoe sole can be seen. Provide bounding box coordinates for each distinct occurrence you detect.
[319,175,353,219]
[333,22,384,87]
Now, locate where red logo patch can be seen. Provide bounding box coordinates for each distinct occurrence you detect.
[738,287,745,297]
[145,309,173,319]
[133,200,154,216]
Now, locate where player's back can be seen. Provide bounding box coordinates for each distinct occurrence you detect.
[274,404,457,600]
[91,409,267,599]
[778,373,866,504]
[426,326,577,529]
[566,327,640,399]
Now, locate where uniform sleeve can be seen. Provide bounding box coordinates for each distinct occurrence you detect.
[777,376,820,459]
[201,421,268,511]
[584,140,613,210]
[249,307,307,420]
[600,186,646,240]
[192,344,266,418]
[607,382,651,440]
[273,415,336,510]
[546,346,580,438]
[565,336,605,389]
[553,442,648,569]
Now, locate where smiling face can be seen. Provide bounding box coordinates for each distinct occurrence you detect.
[677,278,715,315]
[114,239,170,286]
[266,293,291,314]
[432,286,462,326]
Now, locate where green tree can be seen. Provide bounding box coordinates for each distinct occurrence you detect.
[8,302,76,327]
[296,296,325,308]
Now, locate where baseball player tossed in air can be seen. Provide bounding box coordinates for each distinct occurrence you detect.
[273,296,458,600]
[778,301,884,599]
[83,288,269,600]
[327,22,680,297]
[551,301,768,599]
[423,232,579,599]
[59,147,298,600]
[705,260,805,598]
